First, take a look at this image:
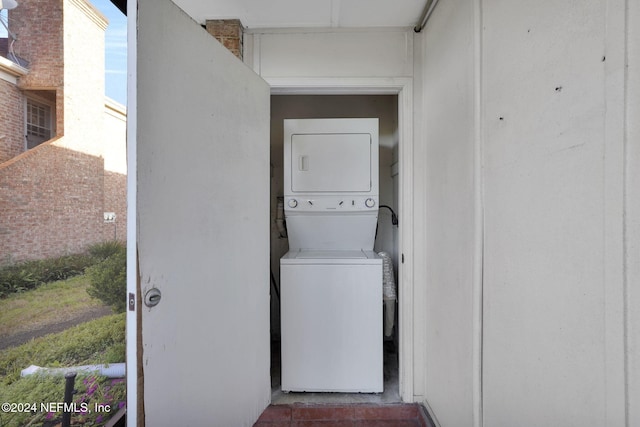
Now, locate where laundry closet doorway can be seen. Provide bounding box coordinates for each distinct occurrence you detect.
[267,85,414,403]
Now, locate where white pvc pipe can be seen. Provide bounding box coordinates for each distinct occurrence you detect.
[21,363,126,378]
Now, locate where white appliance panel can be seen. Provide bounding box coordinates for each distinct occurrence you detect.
[282,249,380,262]
[284,195,378,212]
[291,133,371,193]
[280,261,383,393]
[284,118,379,201]
[291,249,366,259]
[285,213,378,250]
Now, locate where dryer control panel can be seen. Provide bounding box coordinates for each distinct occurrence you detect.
[285,195,378,212]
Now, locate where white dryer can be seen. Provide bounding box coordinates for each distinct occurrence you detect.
[280,118,383,393]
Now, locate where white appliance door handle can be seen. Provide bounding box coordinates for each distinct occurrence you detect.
[299,155,308,171]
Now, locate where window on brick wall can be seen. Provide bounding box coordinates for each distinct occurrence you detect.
[25,98,52,149]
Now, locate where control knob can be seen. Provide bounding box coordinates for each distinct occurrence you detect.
[288,199,298,208]
[365,198,376,208]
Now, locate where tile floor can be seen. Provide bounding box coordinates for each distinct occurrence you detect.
[254,403,434,427]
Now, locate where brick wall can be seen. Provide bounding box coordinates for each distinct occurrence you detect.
[0,139,104,264]
[0,0,127,264]
[205,19,243,60]
[10,0,65,134]
[0,79,23,163]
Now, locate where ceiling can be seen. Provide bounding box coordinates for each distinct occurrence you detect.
[110,0,429,29]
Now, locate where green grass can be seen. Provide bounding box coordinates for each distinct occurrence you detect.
[0,275,106,338]
[0,313,126,427]
[0,313,126,383]
[0,264,127,426]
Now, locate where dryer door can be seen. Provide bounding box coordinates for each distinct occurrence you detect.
[291,132,372,192]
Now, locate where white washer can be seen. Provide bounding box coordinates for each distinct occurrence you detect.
[280,118,383,393]
[281,250,382,392]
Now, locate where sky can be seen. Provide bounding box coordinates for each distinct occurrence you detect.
[92,0,128,106]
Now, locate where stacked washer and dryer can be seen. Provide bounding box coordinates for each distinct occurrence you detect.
[280,118,383,393]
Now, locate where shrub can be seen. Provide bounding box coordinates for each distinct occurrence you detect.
[0,254,95,298]
[0,242,126,299]
[35,254,95,282]
[88,241,126,262]
[86,246,126,313]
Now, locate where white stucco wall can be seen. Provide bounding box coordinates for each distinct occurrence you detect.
[246,28,412,80]
[481,0,609,424]
[418,0,636,425]
[416,0,477,424]
[103,98,127,175]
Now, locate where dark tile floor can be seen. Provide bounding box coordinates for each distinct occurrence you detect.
[254,403,434,427]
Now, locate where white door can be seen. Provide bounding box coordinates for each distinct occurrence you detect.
[136,0,271,426]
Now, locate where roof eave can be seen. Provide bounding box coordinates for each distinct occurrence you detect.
[0,55,28,77]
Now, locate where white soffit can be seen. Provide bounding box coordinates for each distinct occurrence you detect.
[172,0,426,28]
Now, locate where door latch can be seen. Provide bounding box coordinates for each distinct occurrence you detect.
[144,288,162,308]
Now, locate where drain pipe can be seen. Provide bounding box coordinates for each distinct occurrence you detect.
[414,0,440,32]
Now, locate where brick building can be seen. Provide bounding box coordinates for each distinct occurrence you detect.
[0,0,126,264]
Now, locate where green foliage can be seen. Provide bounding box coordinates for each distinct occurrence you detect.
[0,374,127,427]
[0,241,125,299]
[0,275,104,338]
[88,241,126,262]
[0,313,126,427]
[0,375,67,427]
[0,253,95,298]
[86,246,127,313]
[0,313,126,384]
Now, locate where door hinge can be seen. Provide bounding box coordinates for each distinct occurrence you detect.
[402,253,405,264]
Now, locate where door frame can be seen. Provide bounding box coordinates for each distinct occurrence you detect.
[125,1,138,425]
[267,77,415,402]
